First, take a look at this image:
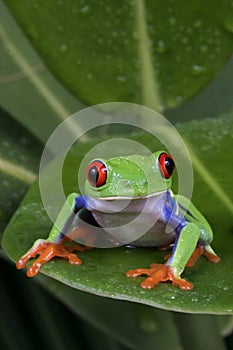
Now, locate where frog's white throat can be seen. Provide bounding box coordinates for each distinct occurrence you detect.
[85,190,170,216]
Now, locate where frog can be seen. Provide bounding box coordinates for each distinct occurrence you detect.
[16,151,220,290]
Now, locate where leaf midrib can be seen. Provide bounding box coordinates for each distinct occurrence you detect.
[0,157,36,184]
[134,0,163,111]
[134,1,233,215]
[187,144,233,215]
[0,19,71,120]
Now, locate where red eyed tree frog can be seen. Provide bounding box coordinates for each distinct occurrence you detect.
[16,151,220,290]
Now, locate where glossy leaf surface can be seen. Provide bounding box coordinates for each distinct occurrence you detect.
[3,0,233,110]
[0,1,85,143]
[2,113,233,314]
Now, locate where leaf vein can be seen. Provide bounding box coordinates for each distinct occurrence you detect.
[188,144,233,215]
[0,157,36,184]
[0,16,71,121]
[134,0,163,111]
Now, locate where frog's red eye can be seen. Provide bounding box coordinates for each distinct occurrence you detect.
[158,153,175,179]
[86,160,107,187]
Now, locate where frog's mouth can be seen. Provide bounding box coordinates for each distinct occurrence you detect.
[90,189,168,201]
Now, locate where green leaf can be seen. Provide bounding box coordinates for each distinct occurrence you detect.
[37,273,231,349]
[0,107,42,235]
[2,113,233,314]
[3,0,233,110]
[0,1,85,143]
[166,55,233,122]
[37,274,182,350]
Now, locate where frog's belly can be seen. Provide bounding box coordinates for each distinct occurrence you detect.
[132,223,176,247]
[92,211,176,247]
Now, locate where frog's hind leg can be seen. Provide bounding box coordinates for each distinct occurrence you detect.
[174,194,221,267]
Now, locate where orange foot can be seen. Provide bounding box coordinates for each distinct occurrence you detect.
[16,239,90,277]
[126,263,193,290]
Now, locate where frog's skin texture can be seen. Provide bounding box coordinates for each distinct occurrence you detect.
[16,151,220,290]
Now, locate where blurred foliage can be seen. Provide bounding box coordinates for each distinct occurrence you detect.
[0,108,42,233]
[3,0,233,109]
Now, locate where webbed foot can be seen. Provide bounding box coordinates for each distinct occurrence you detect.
[126,263,193,290]
[16,239,89,277]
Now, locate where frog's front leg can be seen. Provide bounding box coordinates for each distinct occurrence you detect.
[16,193,90,277]
[126,222,200,290]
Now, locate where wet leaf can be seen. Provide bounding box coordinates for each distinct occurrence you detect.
[2,113,233,314]
[37,274,182,350]
[0,1,85,143]
[166,55,233,122]
[3,0,233,110]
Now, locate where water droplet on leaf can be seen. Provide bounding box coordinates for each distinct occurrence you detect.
[80,5,90,15]
[191,297,198,302]
[175,95,183,103]
[194,20,202,28]
[169,17,176,26]
[60,44,67,52]
[112,31,118,38]
[117,76,126,82]
[191,64,206,75]
[181,36,189,44]
[200,45,208,53]
[157,40,167,53]
[57,25,63,32]
[97,37,103,43]
[105,6,112,13]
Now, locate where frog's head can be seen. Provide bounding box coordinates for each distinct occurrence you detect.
[84,151,175,199]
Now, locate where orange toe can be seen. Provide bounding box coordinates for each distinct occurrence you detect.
[16,241,87,277]
[186,246,221,267]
